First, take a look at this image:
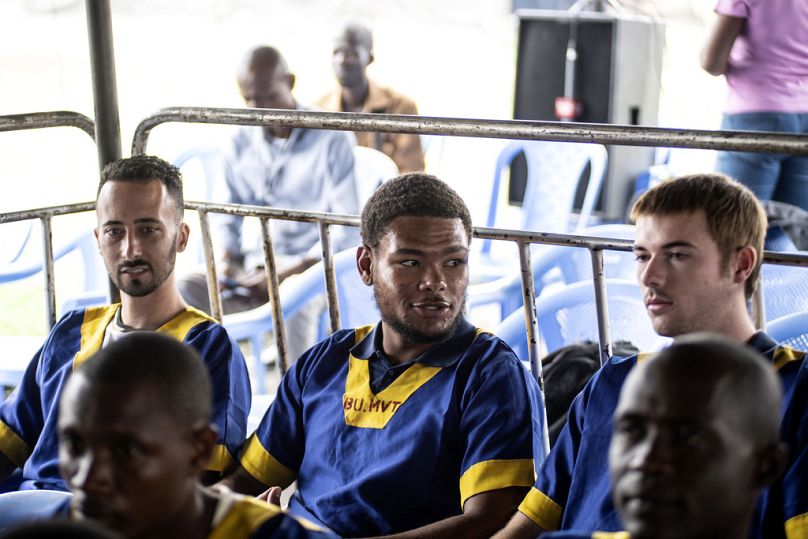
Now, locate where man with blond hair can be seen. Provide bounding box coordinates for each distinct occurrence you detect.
[497,173,808,539]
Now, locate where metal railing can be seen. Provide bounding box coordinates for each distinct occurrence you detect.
[0,112,97,328]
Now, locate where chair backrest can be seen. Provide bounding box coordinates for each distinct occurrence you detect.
[760,263,808,323]
[352,146,399,206]
[495,279,669,360]
[482,140,608,255]
[766,311,808,351]
[0,490,72,528]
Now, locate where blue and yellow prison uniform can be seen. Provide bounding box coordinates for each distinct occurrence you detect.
[51,489,340,538]
[517,331,808,539]
[0,305,251,491]
[240,318,542,537]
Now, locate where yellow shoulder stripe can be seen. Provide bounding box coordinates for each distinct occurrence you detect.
[593,532,630,539]
[0,420,32,468]
[773,346,806,372]
[240,434,297,489]
[72,305,213,371]
[518,487,563,531]
[786,512,808,539]
[459,458,534,508]
[636,352,655,364]
[72,305,118,370]
[208,497,283,539]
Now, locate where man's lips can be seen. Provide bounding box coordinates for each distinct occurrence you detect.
[645,295,673,314]
[410,299,452,317]
[118,262,151,275]
[75,498,122,524]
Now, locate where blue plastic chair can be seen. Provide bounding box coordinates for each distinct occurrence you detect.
[766,311,808,351]
[0,490,72,528]
[223,247,375,392]
[470,224,637,322]
[495,279,670,361]
[760,263,808,323]
[479,140,608,263]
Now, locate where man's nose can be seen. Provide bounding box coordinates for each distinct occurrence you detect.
[639,255,665,288]
[629,429,675,476]
[419,265,447,292]
[122,231,142,259]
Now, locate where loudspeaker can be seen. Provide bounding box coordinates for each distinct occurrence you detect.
[513,9,664,219]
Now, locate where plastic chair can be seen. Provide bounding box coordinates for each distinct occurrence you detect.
[766,311,808,351]
[495,279,670,361]
[0,490,72,528]
[479,140,608,261]
[352,146,399,205]
[223,247,375,392]
[469,224,637,323]
[760,263,808,323]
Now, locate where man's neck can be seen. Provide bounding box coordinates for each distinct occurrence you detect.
[119,278,187,330]
[140,484,216,539]
[341,79,369,112]
[380,324,434,365]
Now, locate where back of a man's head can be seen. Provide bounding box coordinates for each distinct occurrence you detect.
[630,173,767,298]
[360,173,472,248]
[98,155,184,220]
[610,333,785,539]
[74,332,211,427]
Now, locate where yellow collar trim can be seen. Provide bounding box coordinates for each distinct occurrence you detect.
[344,325,442,429]
[72,304,214,371]
[636,351,656,364]
[773,346,806,372]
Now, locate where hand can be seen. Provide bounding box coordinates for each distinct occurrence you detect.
[257,486,283,506]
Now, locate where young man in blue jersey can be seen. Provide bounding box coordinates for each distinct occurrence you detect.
[0,155,251,491]
[542,334,788,539]
[497,173,807,539]
[220,173,543,538]
[50,332,335,539]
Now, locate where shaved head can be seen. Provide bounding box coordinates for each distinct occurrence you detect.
[238,45,289,81]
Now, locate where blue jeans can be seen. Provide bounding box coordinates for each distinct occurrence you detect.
[716,112,808,211]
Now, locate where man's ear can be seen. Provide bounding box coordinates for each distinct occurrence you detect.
[287,73,296,92]
[357,244,373,286]
[733,245,757,285]
[176,222,190,253]
[190,424,218,475]
[752,441,788,489]
[94,227,100,248]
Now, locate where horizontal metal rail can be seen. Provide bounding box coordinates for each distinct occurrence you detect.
[132,107,808,157]
[0,111,96,141]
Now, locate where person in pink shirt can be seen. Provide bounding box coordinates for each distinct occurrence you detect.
[702,0,808,211]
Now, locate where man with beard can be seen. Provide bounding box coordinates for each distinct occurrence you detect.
[0,155,251,491]
[219,174,542,538]
[496,174,808,539]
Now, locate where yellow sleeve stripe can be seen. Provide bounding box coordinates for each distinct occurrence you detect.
[786,512,808,539]
[593,533,630,539]
[459,458,535,508]
[208,497,283,539]
[518,487,563,531]
[0,420,32,468]
[240,434,297,489]
[206,444,235,474]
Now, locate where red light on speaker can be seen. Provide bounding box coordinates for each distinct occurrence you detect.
[554,97,584,120]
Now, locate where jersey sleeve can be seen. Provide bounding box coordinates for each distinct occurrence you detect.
[519,380,591,531]
[714,0,748,18]
[0,345,46,468]
[239,339,326,489]
[186,322,251,476]
[456,340,538,508]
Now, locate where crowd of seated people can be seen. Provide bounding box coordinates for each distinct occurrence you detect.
[0,155,804,539]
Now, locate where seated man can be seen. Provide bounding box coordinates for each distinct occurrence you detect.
[180,45,360,361]
[498,174,807,539]
[543,334,788,539]
[316,22,425,173]
[221,174,542,538]
[0,155,250,490]
[53,332,336,538]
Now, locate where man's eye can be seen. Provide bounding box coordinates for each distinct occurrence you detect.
[105,228,123,237]
[400,260,418,267]
[59,433,86,456]
[445,259,467,268]
[669,252,688,261]
[110,442,136,461]
[633,253,649,262]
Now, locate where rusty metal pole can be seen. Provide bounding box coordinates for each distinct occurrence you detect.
[86,0,122,302]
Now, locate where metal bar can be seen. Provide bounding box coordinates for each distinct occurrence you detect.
[752,285,766,331]
[0,112,96,141]
[85,0,122,170]
[517,242,550,457]
[41,215,57,329]
[132,107,808,157]
[0,202,96,225]
[184,201,361,228]
[590,249,612,365]
[260,218,289,376]
[319,223,340,334]
[197,210,223,322]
